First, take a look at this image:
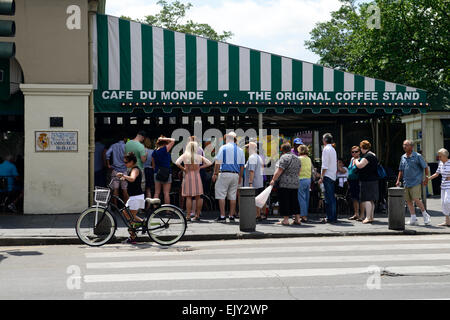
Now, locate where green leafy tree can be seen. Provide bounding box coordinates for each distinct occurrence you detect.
[121,0,233,42]
[305,0,449,167]
[305,0,449,109]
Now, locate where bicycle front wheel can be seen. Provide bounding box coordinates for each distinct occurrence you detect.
[76,207,116,247]
[147,206,187,246]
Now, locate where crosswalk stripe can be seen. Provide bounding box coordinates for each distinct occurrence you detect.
[85,253,450,269]
[83,281,450,299]
[85,243,450,259]
[84,234,450,250]
[83,265,450,283]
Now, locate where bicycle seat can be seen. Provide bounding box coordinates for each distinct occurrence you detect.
[145,198,161,205]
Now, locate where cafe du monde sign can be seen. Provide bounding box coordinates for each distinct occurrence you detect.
[99,90,424,104]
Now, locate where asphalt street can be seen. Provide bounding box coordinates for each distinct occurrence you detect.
[1,235,450,300]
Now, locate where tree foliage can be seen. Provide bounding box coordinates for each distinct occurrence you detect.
[121,0,233,42]
[305,0,449,109]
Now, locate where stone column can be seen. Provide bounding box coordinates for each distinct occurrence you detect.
[21,84,92,214]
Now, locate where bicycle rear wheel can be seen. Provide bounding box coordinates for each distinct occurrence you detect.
[146,206,187,246]
[76,207,116,247]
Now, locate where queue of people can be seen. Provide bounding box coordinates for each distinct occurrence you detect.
[92,129,450,229]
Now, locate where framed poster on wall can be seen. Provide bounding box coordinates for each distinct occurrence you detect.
[35,131,78,152]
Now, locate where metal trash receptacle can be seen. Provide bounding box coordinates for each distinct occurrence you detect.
[388,187,405,230]
[238,187,256,232]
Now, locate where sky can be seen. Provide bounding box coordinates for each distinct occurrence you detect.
[105,0,367,64]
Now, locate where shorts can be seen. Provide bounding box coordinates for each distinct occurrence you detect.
[441,189,450,216]
[404,184,422,202]
[154,173,173,184]
[215,172,239,200]
[126,194,145,211]
[111,170,128,190]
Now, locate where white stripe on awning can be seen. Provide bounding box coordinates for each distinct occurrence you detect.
[91,14,98,90]
[196,37,208,91]
[344,72,354,91]
[152,27,164,91]
[174,32,186,91]
[130,21,142,90]
[302,62,313,91]
[281,57,292,92]
[239,47,250,91]
[365,77,375,91]
[386,81,396,91]
[323,67,334,92]
[107,16,120,90]
[260,52,271,91]
[218,42,229,91]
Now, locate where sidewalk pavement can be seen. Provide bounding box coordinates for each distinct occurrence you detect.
[1,198,449,246]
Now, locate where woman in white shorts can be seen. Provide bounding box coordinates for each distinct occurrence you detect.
[117,152,145,244]
[428,148,450,227]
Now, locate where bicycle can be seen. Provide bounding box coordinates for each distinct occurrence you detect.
[75,177,187,247]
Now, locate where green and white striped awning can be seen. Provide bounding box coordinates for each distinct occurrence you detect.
[92,14,427,114]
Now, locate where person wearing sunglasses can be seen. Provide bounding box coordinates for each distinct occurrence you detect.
[348,146,364,221]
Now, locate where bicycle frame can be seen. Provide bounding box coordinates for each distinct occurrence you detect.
[92,176,186,237]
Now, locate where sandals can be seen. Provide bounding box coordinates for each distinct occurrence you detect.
[438,222,450,227]
[291,220,302,226]
[276,221,290,226]
[348,216,359,220]
[362,219,374,224]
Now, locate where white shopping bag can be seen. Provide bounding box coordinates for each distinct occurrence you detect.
[255,185,273,208]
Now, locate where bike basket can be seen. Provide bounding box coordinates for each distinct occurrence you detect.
[94,187,111,205]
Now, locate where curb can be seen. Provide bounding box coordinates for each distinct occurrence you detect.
[2,229,450,246]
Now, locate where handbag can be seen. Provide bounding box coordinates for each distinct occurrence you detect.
[274,154,294,189]
[156,167,170,182]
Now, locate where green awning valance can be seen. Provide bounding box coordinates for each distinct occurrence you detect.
[92,14,428,114]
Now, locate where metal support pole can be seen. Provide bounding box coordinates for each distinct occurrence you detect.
[88,1,98,206]
[375,118,380,158]
[340,123,343,157]
[388,187,405,230]
[239,187,256,232]
[421,114,427,209]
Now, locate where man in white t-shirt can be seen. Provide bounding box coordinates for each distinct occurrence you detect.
[318,133,337,223]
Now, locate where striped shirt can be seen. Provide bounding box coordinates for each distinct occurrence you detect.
[436,160,450,190]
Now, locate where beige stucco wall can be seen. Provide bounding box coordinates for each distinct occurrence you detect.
[402,112,445,163]
[21,84,92,214]
[0,0,89,84]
